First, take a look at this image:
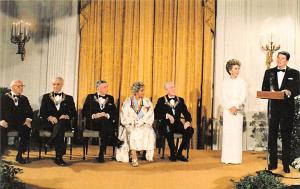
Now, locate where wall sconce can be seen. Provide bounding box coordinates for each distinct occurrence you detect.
[261,34,280,69]
[11,20,31,61]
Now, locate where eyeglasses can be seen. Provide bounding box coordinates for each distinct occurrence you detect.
[14,85,25,88]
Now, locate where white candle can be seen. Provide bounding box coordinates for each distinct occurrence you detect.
[19,21,22,34]
[11,23,13,37]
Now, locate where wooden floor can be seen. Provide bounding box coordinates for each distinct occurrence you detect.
[2,146,300,189]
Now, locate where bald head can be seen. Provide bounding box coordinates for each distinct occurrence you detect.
[10,80,25,95]
[164,81,176,96]
[52,77,64,92]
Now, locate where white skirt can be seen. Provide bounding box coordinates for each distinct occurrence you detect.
[116,125,156,162]
[221,109,243,164]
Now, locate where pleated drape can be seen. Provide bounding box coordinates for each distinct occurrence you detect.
[78,0,215,147]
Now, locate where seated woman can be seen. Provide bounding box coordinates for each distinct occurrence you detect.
[116,81,155,167]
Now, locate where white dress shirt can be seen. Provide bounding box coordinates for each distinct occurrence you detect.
[277,66,286,89]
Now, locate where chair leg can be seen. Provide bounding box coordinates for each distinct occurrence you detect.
[187,141,190,159]
[39,138,42,159]
[70,137,73,160]
[86,138,89,155]
[83,138,86,160]
[161,138,165,159]
[111,146,116,160]
[27,136,30,161]
[64,137,67,155]
[44,138,48,155]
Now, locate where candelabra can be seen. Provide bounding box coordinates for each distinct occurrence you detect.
[11,20,31,61]
[261,36,280,69]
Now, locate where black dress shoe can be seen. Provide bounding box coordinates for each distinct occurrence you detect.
[96,154,105,163]
[268,165,277,171]
[169,155,177,162]
[16,156,27,164]
[54,158,67,166]
[283,166,290,173]
[177,154,188,162]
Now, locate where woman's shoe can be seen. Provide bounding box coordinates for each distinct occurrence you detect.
[131,159,139,167]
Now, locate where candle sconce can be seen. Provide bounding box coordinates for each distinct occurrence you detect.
[261,35,280,69]
[11,20,31,61]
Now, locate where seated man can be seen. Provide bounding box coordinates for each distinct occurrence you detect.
[154,81,194,162]
[1,80,33,164]
[82,80,123,163]
[40,77,76,166]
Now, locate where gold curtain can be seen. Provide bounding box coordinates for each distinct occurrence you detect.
[79,0,215,148]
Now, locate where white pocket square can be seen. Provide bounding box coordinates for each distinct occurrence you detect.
[288,78,293,80]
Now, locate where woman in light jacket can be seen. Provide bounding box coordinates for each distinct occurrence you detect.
[116,81,155,167]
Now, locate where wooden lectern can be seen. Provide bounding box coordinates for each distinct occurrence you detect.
[256,91,284,100]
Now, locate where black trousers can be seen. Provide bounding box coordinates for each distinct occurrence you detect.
[163,120,194,156]
[43,119,71,158]
[268,102,294,167]
[92,118,118,148]
[0,125,30,156]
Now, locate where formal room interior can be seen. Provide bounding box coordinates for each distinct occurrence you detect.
[0,0,300,189]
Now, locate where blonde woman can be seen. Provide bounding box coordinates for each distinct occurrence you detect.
[116,81,155,167]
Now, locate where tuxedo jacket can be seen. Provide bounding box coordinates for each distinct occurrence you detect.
[82,93,118,126]
[39,92,76,120]
[1,92,33,127]
[154,95,192,125]
[262,66,300,114]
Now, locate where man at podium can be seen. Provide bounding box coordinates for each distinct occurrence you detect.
[261,51,300,173]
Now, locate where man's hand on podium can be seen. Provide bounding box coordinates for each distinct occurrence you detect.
[282,89,291,98]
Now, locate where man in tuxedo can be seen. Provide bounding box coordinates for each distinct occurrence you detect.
[154,82,194,162]
[262,51,300,173]
[82,80,123,163]
[40,77,76,166]
[1,80,33,164]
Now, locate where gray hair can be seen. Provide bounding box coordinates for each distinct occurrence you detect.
[96,80,107,88]
[52,76,64,84]
[225,59,241,75]
[164,81,175,90]
[131,81,144,94]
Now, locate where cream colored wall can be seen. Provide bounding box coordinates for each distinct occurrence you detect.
[0,0,80,110]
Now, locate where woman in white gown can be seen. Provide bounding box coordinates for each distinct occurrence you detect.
[116,81,155,167]
[221,59,247,164]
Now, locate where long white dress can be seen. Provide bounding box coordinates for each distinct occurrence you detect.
[221,77,247,164]
[116,97,156,162]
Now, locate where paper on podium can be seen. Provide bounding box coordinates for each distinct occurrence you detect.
[256,91,284,100]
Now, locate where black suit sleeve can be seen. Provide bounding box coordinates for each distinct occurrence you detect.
[67,96,77,119]
[291,70,300,97]
[180,98,192,122]
[154,98,166,120]
[1,95,8,121]
[262,69,270,91]
[24,96,33,120]
[2,95,19,125]
[39,94,49,119]
[108,96,117,122]
[82,94,92,119]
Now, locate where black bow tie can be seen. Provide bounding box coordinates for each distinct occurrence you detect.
[168,97,176,101]
[276,68,286,72]
[98,95,106,98]
[54,93,62,97]
[13,94,20,98]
